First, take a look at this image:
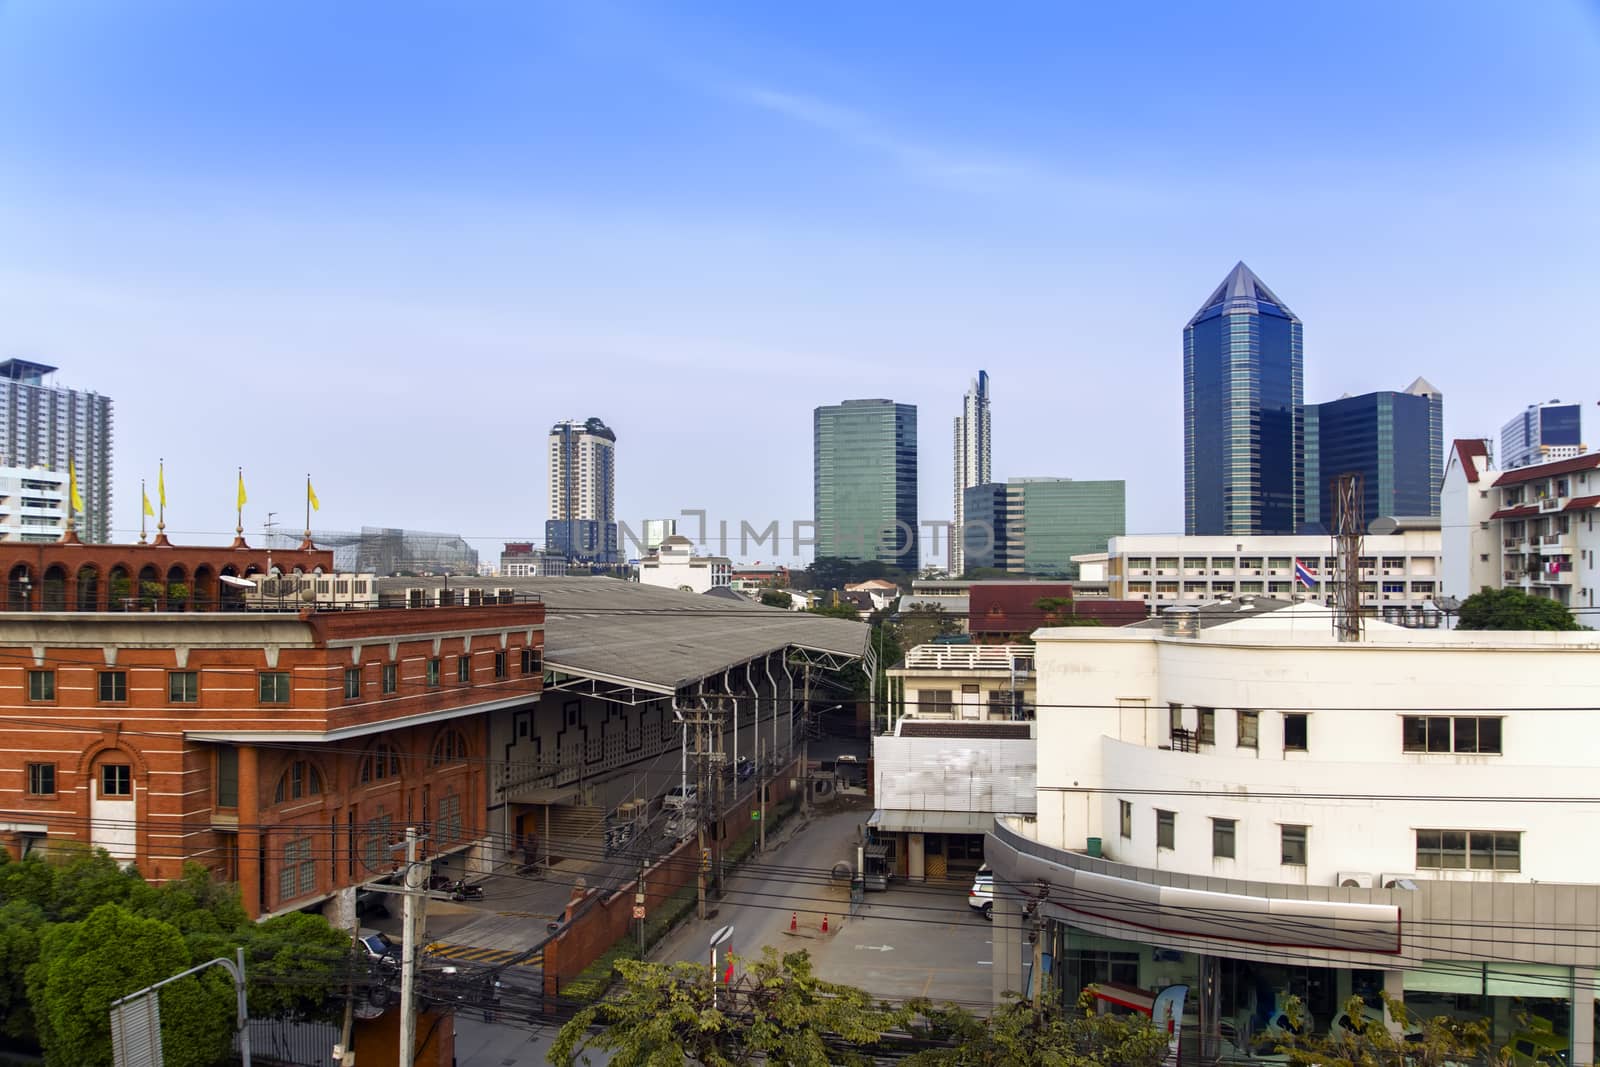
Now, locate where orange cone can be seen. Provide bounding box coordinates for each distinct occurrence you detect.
[790,911,798,932]
[821,914,829,933]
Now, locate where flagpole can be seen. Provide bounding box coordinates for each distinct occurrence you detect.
[305,474,312,541]
[236,467,244,538]
[157,458,166,534]
[139,479,148,544]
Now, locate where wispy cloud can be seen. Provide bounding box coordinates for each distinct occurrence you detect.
[732,85,1048,196]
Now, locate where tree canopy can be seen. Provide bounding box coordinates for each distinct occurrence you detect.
[1456,587,1581,631]
[548,953,1170,1067]
[0,847,354,1064]
[757,589,793,609]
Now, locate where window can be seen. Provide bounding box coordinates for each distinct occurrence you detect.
[426,658,440,688]
[273,760,323,803]
[1168,703,1183,734]
[521,647,542,674]
[1237,709,1259,749]
[920,689,954,715]
[1119,800,1132,839]
[1197,707,1215,745]
[279,837,317,901]
[431,730,467,765]
[363,815,392,872]
[494,651,507,679]
[27,670,55,702]
[360,744,402,784]
[1417,829,1520,871]
[216,748,238,808]
[259,672,291,704]
[381,663,398,694]
[98,671,127,703]
[437,793,462,846]
[1403,716,1502,754]
[344,667,362,700]
[1283,713,1308,751]
[457,655,471,684]
[27,763,55,796]
[101,764,132,797]
[1281,825,1307,866]
[1212,818,1236,859]
[1156,810,1175,850]
[168,671,199,703]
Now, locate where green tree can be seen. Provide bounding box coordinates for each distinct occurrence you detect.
[0,899,46,1043]
[808,600,864,621]
[26,902,235,1067]
[1273,993,1493,1067]
[1033,597,1103,629]
[1456,587,1581,631]
[242,911,354,1020]
[758,589,793,609]
[893,604,960,650]
[549,950,912,1067]
[903,992,1168,1067]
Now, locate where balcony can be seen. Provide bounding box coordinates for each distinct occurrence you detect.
[1539,534,1572,554]
[1538,496,1564,514]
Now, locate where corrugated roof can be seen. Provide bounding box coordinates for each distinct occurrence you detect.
[510,577,868,692]
[374,576,867,693]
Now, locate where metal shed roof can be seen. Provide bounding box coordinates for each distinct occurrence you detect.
[491,577,867,693]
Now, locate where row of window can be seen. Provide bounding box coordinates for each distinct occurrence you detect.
[22,647,542,707]
[1172,706,1504,756]
[26,762,128,798]
[1121,801,1523,871]
[1127,556,1417,570]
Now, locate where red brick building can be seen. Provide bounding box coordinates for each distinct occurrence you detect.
[967,582,1146,641]
[0,540,544,919]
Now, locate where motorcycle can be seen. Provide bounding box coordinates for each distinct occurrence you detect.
[449,879,485,902]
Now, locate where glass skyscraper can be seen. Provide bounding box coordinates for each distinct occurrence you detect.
[961,478,1125,578]
[0,360,113,543]
[1183,263,1303,536]
[1302,378,1443,533]
[951,370,991,575]
[1501,400,1586,470]
[813,399,919,568]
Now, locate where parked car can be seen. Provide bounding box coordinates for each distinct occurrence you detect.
[662,785,698,810]
[968,865,993,920]
[358,930,399,968]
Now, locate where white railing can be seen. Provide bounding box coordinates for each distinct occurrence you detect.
[903,643,1033,672]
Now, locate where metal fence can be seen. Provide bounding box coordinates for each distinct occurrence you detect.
[231,1019,341,1066]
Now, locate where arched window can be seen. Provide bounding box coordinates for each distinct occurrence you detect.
[431,730,468,766]
[360,744,402,784]
[273,760,324,803]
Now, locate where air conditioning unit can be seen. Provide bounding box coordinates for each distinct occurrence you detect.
[1336,872,1374,889]
[1381,874,1419,890]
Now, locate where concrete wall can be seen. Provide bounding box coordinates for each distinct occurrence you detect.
[1033,625,1600,886]
[874,735,1036,816]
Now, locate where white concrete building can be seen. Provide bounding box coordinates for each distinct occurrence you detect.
[985,605,1600,1062]
[952,370,991,574]
[636,535,731,594]
[0,465,68,542]
[1440,438,1499,600]
[1082,531,1443,626]
[1442,441,1600,611]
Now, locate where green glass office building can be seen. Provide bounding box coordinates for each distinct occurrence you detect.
[813,399,919,567]
[1012,478,1126,578]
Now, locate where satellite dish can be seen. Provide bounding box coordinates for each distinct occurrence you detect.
[300,588,318,603]
[1368,516,1399,536]
[220,575,257,589]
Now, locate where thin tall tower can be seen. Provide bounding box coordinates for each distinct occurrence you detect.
[952,371,991,574]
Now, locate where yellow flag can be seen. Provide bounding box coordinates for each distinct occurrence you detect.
[158,462,166,509]
[308,479,320,512]
[236,471,247,510]
[142,487,154,517]
[69,461,84,513]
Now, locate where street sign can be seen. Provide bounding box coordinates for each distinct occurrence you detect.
[751,810,760,820]
[709,925,734,949]
[632,905,646,920]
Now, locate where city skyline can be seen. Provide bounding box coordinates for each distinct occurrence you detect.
[2,3,1597,561]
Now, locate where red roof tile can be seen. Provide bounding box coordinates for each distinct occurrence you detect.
[1451,439,1490,483]
[1492,453,1600,487]
[1489,505,1539,520]
[968,583,1146,633]
[1565,495,1600,512]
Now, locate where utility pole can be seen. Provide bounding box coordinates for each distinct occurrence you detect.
[1028,880,1051,1015]
[399,826,421,1067]
[799,663,812,816]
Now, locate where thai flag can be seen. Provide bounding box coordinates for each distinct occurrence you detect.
[1293,558,1318,589]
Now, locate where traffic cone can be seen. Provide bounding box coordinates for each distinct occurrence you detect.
[790,911,797,932]
[821,914,829,933]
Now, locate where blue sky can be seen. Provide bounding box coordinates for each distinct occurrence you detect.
[2,0,1597,565]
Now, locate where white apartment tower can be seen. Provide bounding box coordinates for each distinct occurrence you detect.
[0,360,113,543]
[546,417,618,564]
[951,370,991,575]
